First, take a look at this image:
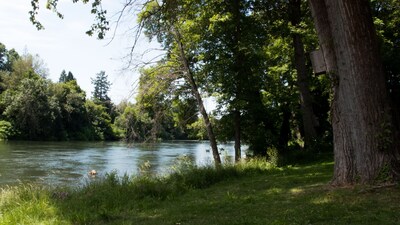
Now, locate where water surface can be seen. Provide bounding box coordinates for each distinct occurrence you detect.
[0,141,243,186]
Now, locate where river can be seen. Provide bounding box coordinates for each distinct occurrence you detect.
[0,141,245,187]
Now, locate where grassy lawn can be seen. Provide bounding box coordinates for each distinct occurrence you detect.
[1,157,399,225]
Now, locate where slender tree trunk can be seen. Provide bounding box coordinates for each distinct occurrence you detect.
[232,0,242,162]
[278,103,291,151]
[309,0,400,185]
[289,0,318,147]
[174,29,222,166]
[234,110,241,162]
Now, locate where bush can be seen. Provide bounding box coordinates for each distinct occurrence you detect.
[0,120,15,140]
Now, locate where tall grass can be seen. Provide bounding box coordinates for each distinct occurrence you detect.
[0,184,69,224]
[2,154,398,225]
[0,157,277,224]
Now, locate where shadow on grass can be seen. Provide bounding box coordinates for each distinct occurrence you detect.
[127,162,399,225]
[2,160,399,225]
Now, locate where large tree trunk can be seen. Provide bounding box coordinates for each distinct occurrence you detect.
[289,0,318,147]
[309,0,400,185]
[174,29,222,166]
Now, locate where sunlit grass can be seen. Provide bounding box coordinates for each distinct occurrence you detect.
[0,185,69,225]
[1,154,399,225]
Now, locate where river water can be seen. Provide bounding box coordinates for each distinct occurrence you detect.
[0,141,244,187]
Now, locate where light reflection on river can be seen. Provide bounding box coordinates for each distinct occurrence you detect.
[0,141,245,186]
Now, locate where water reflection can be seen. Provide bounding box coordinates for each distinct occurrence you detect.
[0,141,246,186]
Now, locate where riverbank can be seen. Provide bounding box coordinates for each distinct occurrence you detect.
[0,140,242,186]
[1,157,399,225]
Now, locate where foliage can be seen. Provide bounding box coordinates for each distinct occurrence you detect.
[135,0,332,157]
[1,54,43,91]
[135,64,177,141]
[186,117,208,140]
[85,100,116,140]
[92,70,111,103]
[126,61,203,141]
[114,104,152,142]
[0,44,119,141]
[58,70,75,83]
[372,0,400,127]
[51,80,89,140]
[29,0,109,39]
[91,70,117,123]
[2,78,58,140]
[199,0,272,156]
[0,42,19,72]
[0,120,15,140]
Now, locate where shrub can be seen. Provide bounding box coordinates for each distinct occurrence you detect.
[0,120,15,140]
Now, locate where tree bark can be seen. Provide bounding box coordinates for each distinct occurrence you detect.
[289,0,318,147]
[309,0,400,185]
[278,103,291,151]
[232,0,242,162]
[174,29,222,166]
[308,0,338,74]
[234,110,241,162]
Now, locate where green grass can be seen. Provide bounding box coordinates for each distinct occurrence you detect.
[1,156,399,225]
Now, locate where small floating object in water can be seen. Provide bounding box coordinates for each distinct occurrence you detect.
[220,148,225,151]
[88,170,97,176]
[205,149,210,152]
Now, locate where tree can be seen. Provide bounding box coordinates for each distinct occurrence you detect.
[135,63,176,141]
[139,0,222,165]
[0,120,14,140]
[91,70,111,102]
[0,42,19,72]
[91,70,117,122]
[29,0,109,39]
[200,0,269,159]
[85,100,116,140]
[309,0,400,184]
[114,103,152,142]
[59,70,67,83]
[1,48,66,140]
[289,0,319,147]
[59,70,75,83]
[371,0,400,135]
[67,71,75,81]
[134,62,198,141]
[2,78,58,140]
[0,43,6,70]
[52,79,88,140]
[1,53,38,94]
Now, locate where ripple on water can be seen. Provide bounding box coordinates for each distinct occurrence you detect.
[0,141,245,186]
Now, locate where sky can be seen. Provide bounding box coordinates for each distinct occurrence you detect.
[0,0,162,103]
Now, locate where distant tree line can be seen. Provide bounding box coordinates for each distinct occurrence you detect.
[0,43,112,140]
[0,42,209,141]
